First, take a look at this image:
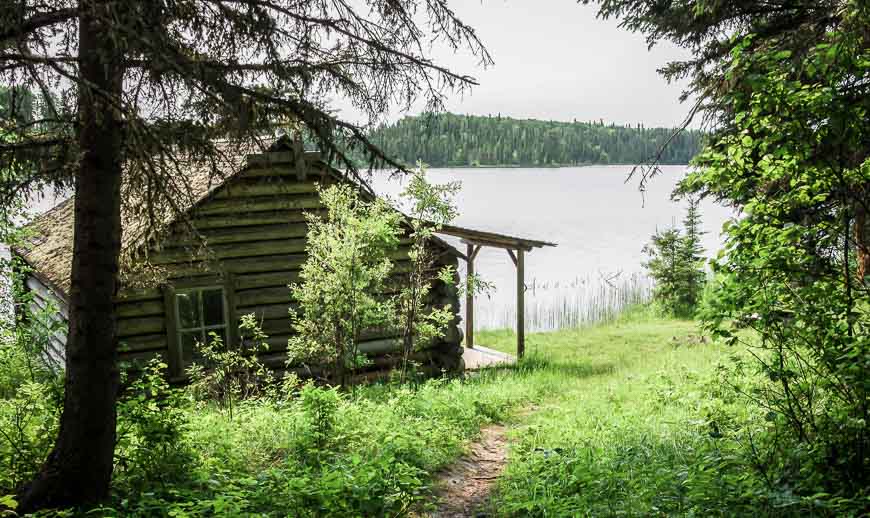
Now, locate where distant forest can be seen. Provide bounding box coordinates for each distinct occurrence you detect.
[364,113,703,168]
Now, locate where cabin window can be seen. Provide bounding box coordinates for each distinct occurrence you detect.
[173,287,228,367]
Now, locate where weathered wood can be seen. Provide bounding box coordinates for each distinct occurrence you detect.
[466,243,474,349]
[236,286,293,307]
[116,299,164,318]
[238,302,297,321]
[234,270,302,290]
[116,287,162,302]
[194,195,322,215]
[257,317,292,336]
[25,276,69,319]
[212,179,320,198]
[117,316,165,338]
[119,349,168,365]
[150,238,308,264]
[224,273,239,347]
[517,248,525,359]
[165,223,309,246]
[163,286,181,376]
[118,333,167,353]
[191,210,318,229]
[164,254,308,277]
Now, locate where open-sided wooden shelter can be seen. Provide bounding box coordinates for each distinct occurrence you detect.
[12,138,465,381]
[435,224,556,359]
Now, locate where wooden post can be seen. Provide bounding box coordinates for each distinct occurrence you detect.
[466,243,474,348]
[516,248,525,359]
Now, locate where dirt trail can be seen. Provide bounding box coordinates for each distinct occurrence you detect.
[428,424,509,517]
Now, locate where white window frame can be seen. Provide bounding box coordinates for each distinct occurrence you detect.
[173,286,229,370]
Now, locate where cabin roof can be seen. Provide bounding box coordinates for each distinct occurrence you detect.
[14,138,356,298]
[14,137,554,301]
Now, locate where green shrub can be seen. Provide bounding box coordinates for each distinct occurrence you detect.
[114,359,195,495]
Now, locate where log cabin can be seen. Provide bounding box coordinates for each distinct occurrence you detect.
[12,137,464,381]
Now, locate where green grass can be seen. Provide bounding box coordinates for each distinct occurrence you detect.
[5,312,772,516]
[477,315,772,516]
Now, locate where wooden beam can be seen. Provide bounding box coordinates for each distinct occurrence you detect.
[506,249,517,266]
[469,244,482,262]
[466,242,475,349]
[517,248,525,359]
[461,238,532,252]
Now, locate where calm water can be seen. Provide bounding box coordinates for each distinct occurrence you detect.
[372,165,733,331]
[4,165,734,331]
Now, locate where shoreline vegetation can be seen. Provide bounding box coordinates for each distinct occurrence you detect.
[399,162,692,170]
[354,112,703,169]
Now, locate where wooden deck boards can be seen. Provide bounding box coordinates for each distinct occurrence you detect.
[462,346,515,370]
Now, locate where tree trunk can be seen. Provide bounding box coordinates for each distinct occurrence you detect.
[17,1,124,512]
[856,198,870,284]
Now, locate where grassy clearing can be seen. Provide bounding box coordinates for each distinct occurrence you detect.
[111,311,751,517]
[478,314,771,516]
[6,311,760,516]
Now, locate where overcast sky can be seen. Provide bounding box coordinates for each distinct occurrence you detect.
[333,1,693,128]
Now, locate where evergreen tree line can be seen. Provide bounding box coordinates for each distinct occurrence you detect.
[363,112,703,167]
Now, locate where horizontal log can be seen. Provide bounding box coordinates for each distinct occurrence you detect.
[236,286,294,307]
[191,210,318,229]
[116,288,162,302]
[237,303,298,321]
[119,349,168,365]
[234,270,302,290]
[150,238,308,264]
[241,162,328,177]
[117,299,164,318]
[262,334,293,352]
[166,223,309,247]
[118,333,167,353]
[162,254,308,277]
[359,338,402,355]
[195,195,322,215]
[258,317,292,336]
[117,316,165,338]
[212,179,321,198]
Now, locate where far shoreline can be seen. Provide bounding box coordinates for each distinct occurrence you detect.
[412,163,692,170]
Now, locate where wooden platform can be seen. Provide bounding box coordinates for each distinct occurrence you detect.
[462,346,516,370]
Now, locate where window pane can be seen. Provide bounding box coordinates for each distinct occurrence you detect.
[180,331,200,365]
[202,289,225,327]
[176,292,199,329]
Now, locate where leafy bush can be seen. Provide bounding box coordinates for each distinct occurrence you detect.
[114,359,194,494]
[682,24,870,509]
[288,183,402,385]
[186,314,276,418]
[0,262,63,498]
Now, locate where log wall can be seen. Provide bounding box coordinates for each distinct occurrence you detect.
[112,158,463,380]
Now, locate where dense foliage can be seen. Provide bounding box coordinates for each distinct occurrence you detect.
[287,184,402,386]
[683,24,870,505]
[590,0,870,510]
[365,113,703,167]
[643,198,706,317]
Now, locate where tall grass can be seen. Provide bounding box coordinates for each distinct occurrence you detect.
[480,272,653,332]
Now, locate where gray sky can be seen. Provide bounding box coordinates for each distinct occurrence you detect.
[334,1,694,128]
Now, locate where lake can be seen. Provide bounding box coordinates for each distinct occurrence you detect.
[4,165,733,331]
[372,165,733,331]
